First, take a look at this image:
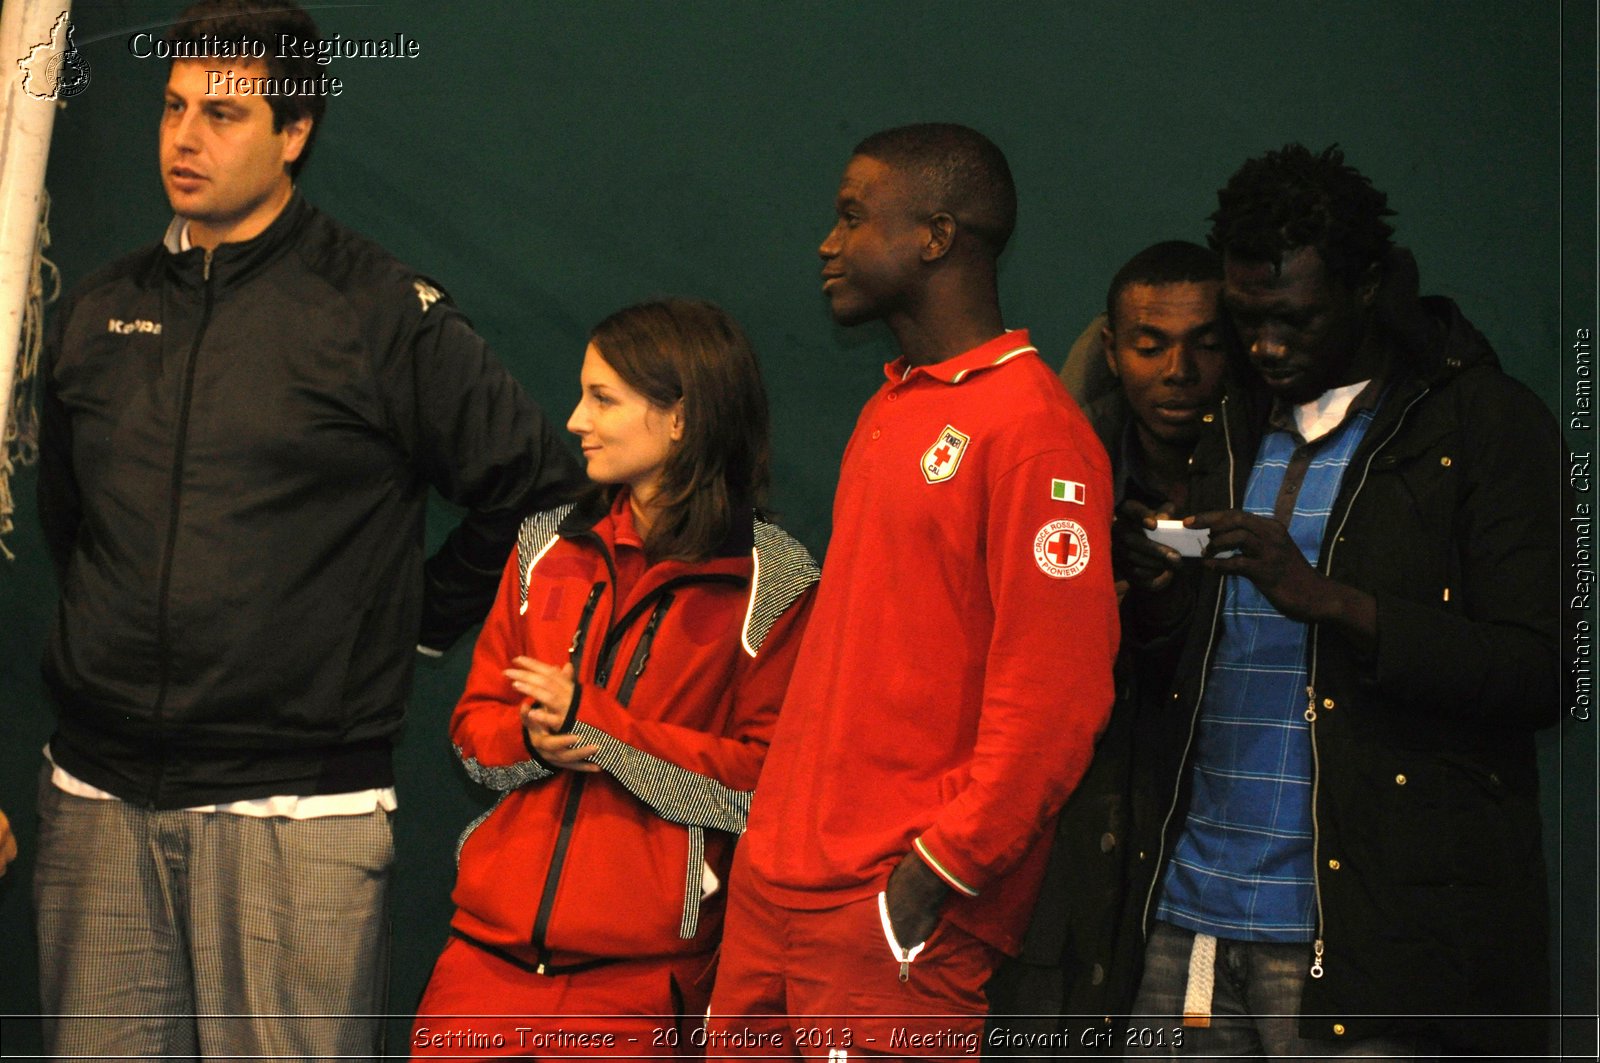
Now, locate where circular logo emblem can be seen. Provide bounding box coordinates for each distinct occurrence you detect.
[47,51,92,99]
[1033,519,1089,579]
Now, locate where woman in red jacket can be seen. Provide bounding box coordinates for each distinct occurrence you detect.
[412,300,818,1058]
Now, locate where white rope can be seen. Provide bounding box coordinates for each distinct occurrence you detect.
[1182,930,1217,1028]
[0,188,56,560]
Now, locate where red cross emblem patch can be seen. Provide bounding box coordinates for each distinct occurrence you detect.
[1033,518,1090,579]
[921,424,971,484]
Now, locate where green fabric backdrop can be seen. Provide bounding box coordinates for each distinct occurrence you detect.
[2,1,1593,1054]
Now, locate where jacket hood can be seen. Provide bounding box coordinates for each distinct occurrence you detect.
[1371,247,1500,384]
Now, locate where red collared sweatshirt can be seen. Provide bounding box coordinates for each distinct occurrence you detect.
[741,331,1119,954]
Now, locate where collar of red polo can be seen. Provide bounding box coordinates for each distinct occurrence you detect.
[884,329,1037,385]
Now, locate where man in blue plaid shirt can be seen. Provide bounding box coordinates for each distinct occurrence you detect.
[1126,145,1561,1058]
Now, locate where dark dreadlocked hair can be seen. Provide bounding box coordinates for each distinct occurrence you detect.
[1208,144,1395,288]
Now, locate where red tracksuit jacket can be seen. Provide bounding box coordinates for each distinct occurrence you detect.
[447,492,818,971]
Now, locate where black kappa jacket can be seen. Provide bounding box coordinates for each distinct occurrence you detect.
[38,194,581,808]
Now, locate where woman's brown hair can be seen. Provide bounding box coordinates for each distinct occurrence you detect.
[588,299,771,563]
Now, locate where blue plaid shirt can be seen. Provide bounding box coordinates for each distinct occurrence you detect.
[1156,397,1379,942]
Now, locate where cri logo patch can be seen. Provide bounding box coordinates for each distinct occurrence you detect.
[1033,518,1090,579]
[921,424,970,484]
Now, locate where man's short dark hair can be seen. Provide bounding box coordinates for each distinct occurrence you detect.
[853,123,1017,258]
[1105,240,1222,322]
[1208,144,1395,287]
[168,0,326,178]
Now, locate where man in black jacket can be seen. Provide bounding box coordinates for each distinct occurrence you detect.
[1128,145,1559,1057]
[33,2,579,1058]
[988,242,1231,1047]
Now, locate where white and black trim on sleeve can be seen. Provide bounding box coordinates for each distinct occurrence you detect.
[516,503,576,614]
[568,721,751,834]
[568,720,755,941]
[454,791,508,867]
[742,520,820,657]
[450,751,557,864]
[454,747,555,792]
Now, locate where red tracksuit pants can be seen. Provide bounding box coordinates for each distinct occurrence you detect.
[411,935,713,1060]
[706,859,1000,1060]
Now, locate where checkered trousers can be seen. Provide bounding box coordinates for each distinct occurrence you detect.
[33,772,393,1061]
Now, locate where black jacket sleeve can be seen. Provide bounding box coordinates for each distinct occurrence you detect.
[382,291,583,652]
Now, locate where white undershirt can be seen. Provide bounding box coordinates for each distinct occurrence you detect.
[47,745,397,817]
[1294,380,1371,442]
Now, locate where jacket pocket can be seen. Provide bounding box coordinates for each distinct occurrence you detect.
[541,786,704,958]
[1343,747,1529,891]
[876,890,929,978]
[1341,428,1457,602]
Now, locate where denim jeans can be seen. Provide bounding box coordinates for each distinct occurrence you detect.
[1127,921,1434,1060]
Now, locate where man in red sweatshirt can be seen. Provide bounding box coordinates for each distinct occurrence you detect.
[707,123,1119,1056]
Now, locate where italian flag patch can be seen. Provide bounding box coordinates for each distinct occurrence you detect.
[1051,479,1085,504]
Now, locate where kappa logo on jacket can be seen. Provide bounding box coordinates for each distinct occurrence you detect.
[921,424,970,484]
[413,278,443,314]
[107,318,161,335]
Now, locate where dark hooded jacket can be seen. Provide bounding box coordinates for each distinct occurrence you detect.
[988,337,1252,1046]
[991,254,1560,1056]
[1143,257,1559,1054]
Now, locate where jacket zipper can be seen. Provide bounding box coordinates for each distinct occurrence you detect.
[594,573,742,683]
[566,583,604,667]
[530,576,605,970]
[1142,395,1237,934]
[529,775,587,973]
[615,595,672,705]
[1301,386,1430,981]
[149,249,214,808]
